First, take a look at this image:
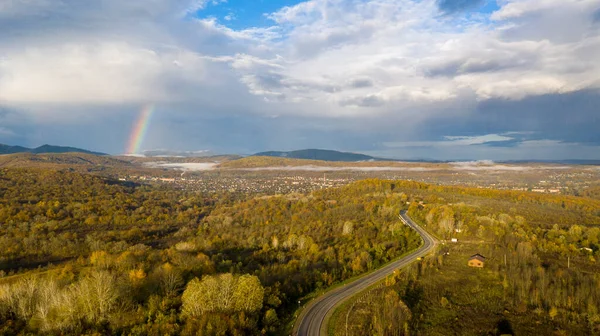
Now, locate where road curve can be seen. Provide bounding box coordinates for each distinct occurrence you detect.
[294,210,437,336]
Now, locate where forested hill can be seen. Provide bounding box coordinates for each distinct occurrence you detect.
[254,149,385,162]
[0,153,133,170]
[0,170,421,335]
[0,143,106,155]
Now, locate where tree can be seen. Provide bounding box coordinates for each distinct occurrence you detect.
[76,270,120,322]
[263,308,279,332]
[155,263,183,296]
[343,221,354,235]
[233,275,264,313]
[181,273,264,318]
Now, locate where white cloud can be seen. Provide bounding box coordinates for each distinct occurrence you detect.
[0,43,209,104]
[0,0,599,158]
[467,76,568,100]
[490,0,594,21]
[443,134,514,145]
[195,0,600,107]
[383,133,515,148]
[197,17,283,42]
[185,1,210,15]
[2,0,598,111]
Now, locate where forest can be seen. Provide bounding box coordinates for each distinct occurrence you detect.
[1,169,599,335]
[0,169,420,335]
[329,180,600,335]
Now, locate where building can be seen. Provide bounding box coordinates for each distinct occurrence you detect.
[468,254,486,268]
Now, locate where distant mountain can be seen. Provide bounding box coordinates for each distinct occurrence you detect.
[254,149,387,162]
[0,144,106,156]
[0,144,30,154]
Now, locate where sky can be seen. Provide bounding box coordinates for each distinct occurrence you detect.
[0,0,599,160]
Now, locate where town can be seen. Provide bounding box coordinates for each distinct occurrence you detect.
[116,165,600,196]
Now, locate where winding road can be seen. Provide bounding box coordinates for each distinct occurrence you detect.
[294,210,437,336]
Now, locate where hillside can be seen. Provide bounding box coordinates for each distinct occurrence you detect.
[254,149,384,162]
[0,143,106,155]
[0,171,421,335]
[0,153,131,169]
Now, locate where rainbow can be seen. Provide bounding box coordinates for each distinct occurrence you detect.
[126,105,154,154]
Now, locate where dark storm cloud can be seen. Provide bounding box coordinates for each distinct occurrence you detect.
[348,78,374,88]
[437,0,485,14]
[424,58,533,78]
[0,106,38,146]
[151,112,385,155]
[418,89,600,145]
[248,72,287,90]
[241,71,340,99]
[27,106,135,153]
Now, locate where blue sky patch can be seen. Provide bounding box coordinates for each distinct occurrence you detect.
[438,0,499,15]
[195,0,307,29]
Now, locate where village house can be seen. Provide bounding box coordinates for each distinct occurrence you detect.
[468,254,486,268]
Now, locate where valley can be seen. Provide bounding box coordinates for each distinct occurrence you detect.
[0,151,598,335]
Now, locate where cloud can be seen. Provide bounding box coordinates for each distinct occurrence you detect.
[424,54,537,78]
[348,78,374,88]
[3,0,599,108]
[491,0,566,21]
[0,0,208,20]
[0,43,209,104]
[340,95,386,107]
[0,0,598,159]
[383,133,517,148]
[404,89,600,155]
[492,0,600,44]
[443,134,514,145]
[207,0,600,105]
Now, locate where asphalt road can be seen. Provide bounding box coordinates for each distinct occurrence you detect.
[294,210,437,336]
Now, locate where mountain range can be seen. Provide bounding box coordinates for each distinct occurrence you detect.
[0,144,106,156]
[2,144,597,165]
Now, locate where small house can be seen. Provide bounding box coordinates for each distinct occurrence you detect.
[468,254,486,268]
